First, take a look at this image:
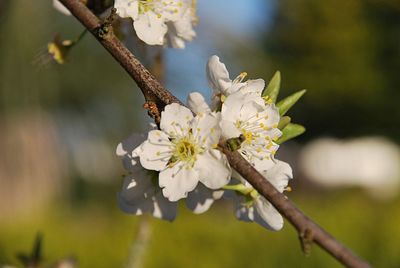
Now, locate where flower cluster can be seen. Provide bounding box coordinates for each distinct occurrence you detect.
[114,0,197,48]
[117,56,305,230]
[53,0,197,48]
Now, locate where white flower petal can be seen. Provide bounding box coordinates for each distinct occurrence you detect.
[263,160,293,193]
[195,150,231,189]
[228,170,247,186]
[191,112,221,148]
[220,120,242,139]
[169,9,196,39]
[115,0,139,19]
[147,129,171,145]
[160,103,193,137]
[221,91,264,122]
[159,163,199,201]
[116,142,127,157]
[247,155,275,172]
[187,92,211,114]
[116,133,147,171]
[134,13,167,45]
[242,79,265,96]
[221,92,246,123]
[158,0,187,21]
[206,55,232,94]
[239,101,264,123]
[264,104,281,127]
[262,128,282,141]
[225,82,246,96]
[139,130,173,171]
[152,191,178,221]
[228,181,283,230]
[167,32,186,49]
[186,184,223,214]
[118,171,177,221]
[236,205,255,222]
[115,0,195,48]
[254,197,284,231]
[118,170,155,206]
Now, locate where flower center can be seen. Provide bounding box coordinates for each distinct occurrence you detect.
[168,137,200,167]
[138,0,159,14]
[138,0,185,18]
[243,130,253,144]
[176,139,197,161]
[236,120,258,145]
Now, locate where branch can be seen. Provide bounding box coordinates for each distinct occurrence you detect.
[58,1,371,267]
[58,0,181,122]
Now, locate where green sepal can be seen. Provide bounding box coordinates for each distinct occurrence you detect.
[276,123,306,144]
[278,116,291,130]
[222,184,253,195]
[276,89,306,116]
[262,71,281,103]
[226,135,245,151]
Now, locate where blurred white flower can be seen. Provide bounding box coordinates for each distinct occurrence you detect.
[119,168,178,221]
[114,0,196,48]
[117,129,177,220]
[186,184,224,214]
[221,91,281,171]
[165,5,197,48]
[53,0,71,16]
[300,137,400,199]
[231,160,292,230]
[206,55,265,109]
[134,103,231,202]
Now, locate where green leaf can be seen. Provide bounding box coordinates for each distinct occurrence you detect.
[262,71,281,103]
[276,123,306,144]
[276,89,306,116]
[277,116,291,130]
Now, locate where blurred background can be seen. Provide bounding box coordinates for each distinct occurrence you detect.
[1,0,400,267]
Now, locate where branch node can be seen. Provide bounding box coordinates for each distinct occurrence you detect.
[143,101,161,124]
[94,7,117,40]
[299,228,314,256]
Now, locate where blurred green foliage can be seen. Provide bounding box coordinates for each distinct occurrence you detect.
[264,0,400,141]
[1,186,400,268]
[0,0,146,135]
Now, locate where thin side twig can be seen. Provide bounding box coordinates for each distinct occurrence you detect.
[57,1,372,267]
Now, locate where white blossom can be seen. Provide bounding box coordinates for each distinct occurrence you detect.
[134,103,231,202]
[117,117,226,217]
[187,91,211,115]
[186,92,225,213]
[114,0,196,48]
[221,91,281,170]
[117,131,177,221]
[186,184,224,214]
[53,0,71,16]
[118,169,178,221]
[206,55,265,109]
[233,160,293,230]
